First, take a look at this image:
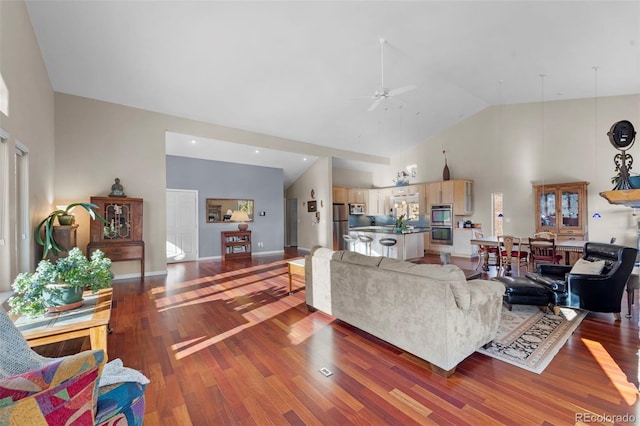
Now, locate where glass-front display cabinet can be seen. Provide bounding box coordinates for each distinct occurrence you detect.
[533,182,588,241]
[87,196,145,275]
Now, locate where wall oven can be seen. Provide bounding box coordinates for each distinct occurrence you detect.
[431,226,453,245]
[431,204,453,245]
[431,204,452,226]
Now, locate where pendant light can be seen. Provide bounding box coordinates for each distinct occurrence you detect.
[497,80,504,218]
[539,74,547,225]
[592,66,602,218]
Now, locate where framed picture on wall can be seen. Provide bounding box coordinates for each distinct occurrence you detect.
[307,200,317,212]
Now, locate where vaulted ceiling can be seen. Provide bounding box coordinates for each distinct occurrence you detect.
[26,1,640,177]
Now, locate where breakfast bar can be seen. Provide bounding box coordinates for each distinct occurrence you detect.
[348,226,429,260]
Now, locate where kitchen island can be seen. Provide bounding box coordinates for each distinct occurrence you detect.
[347,226,428,260]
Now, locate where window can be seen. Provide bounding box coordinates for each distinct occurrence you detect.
[492,192,503,236]
[15,142,29,272]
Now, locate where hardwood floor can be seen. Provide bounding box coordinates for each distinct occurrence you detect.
[35,249,640,425]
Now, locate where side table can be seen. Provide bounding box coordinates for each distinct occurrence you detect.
[287,258,305,295]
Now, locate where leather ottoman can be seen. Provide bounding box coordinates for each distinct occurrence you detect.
[492,276,554,309]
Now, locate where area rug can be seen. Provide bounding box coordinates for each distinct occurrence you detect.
[477,304,587,374]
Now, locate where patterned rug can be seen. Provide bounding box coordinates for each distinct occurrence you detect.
[477,304,587,374]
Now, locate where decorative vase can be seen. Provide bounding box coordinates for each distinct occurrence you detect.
[443,159,450,181]
[630,176,640,189]
[58,214,75,226]
[43,284,84,313]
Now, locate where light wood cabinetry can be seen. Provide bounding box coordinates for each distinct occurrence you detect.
[347,188,368,204]
[390,185,420,196]
[332,186,348,204]
[87,196,144,275]
[453,180,474,215]
[533,181,588,241]
[368,189,391,216]
[221,230,252,260]
[426,181,454,207]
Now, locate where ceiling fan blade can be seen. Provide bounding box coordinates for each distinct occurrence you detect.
[367,98,383,112]
[388,84,417,96]
[351,95,377,100]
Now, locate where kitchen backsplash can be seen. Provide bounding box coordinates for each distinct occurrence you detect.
[349,214,430,228]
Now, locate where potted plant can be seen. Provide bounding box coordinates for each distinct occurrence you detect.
[394,214,408,233]
[9,248,113,318]
[36,202,107,258]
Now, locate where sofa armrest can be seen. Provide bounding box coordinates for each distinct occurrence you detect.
[0,349,105,424]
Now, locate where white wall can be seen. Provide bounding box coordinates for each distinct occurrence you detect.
[0,1,55,290]
[332,167,374,188]
[380,94,640,247]
[285,157,332,251]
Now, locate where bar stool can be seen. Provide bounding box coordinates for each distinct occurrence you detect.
[358,234,373,256]
[343,234,357,251]
[379,238,397,258]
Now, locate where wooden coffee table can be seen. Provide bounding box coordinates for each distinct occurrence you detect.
[12,288,112,359]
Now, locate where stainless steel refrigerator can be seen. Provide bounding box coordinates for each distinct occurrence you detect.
[333,204,348,250]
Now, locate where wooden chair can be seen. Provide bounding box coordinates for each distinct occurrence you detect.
[533,231,556,240]
[497,235,529,276]
[473,230,498,271]
[528,236,563,270]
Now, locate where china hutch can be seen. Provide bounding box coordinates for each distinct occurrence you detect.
[87,196,144,275]
[533,181,589,241]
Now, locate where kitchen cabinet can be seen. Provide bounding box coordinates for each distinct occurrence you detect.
[348,188,368,204]
[333,186,348,204]
[533,181,589,241]
[426,181,454,208]
[452,228,479,258]
[87,196,144,275]
[426,180,473,215]
[391,185,420,197]
[453,180,474,215]
[368,189,390,216]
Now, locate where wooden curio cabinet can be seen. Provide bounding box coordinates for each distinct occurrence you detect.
[533,182,588,241]
[87,196,144,275]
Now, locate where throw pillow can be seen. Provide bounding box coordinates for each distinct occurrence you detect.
[570,258,605,275]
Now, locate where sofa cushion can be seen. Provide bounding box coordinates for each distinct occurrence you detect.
[570,258,605,275]
[379,260,466,282]
[378,260,470,309]
[335,251,384,267]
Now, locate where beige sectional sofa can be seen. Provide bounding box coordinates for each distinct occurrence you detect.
[305,247,504,376]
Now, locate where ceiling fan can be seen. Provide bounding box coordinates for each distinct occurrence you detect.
[357,38,417,112]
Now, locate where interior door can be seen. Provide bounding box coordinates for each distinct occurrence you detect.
[166,189,198,263]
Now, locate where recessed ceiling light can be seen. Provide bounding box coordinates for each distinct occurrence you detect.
[303,158,308,161]
[255,150,260,154]
[191,140,196,144]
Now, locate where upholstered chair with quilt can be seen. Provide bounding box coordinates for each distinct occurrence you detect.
[0,306,148,425]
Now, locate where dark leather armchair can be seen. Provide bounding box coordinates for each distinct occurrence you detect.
[532,242,637,319]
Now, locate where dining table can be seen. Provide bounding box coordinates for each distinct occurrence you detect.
[469,236,587,272]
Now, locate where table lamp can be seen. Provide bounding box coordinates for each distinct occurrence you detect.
[230,210,250,231]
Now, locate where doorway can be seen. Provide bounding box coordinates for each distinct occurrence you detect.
[285,198,297,247]
[166,189,198,263]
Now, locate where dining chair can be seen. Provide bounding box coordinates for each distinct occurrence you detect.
[528,236,563,270]
[473,230,498,271]
[533,231,556,240]
[497,235,529,276]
